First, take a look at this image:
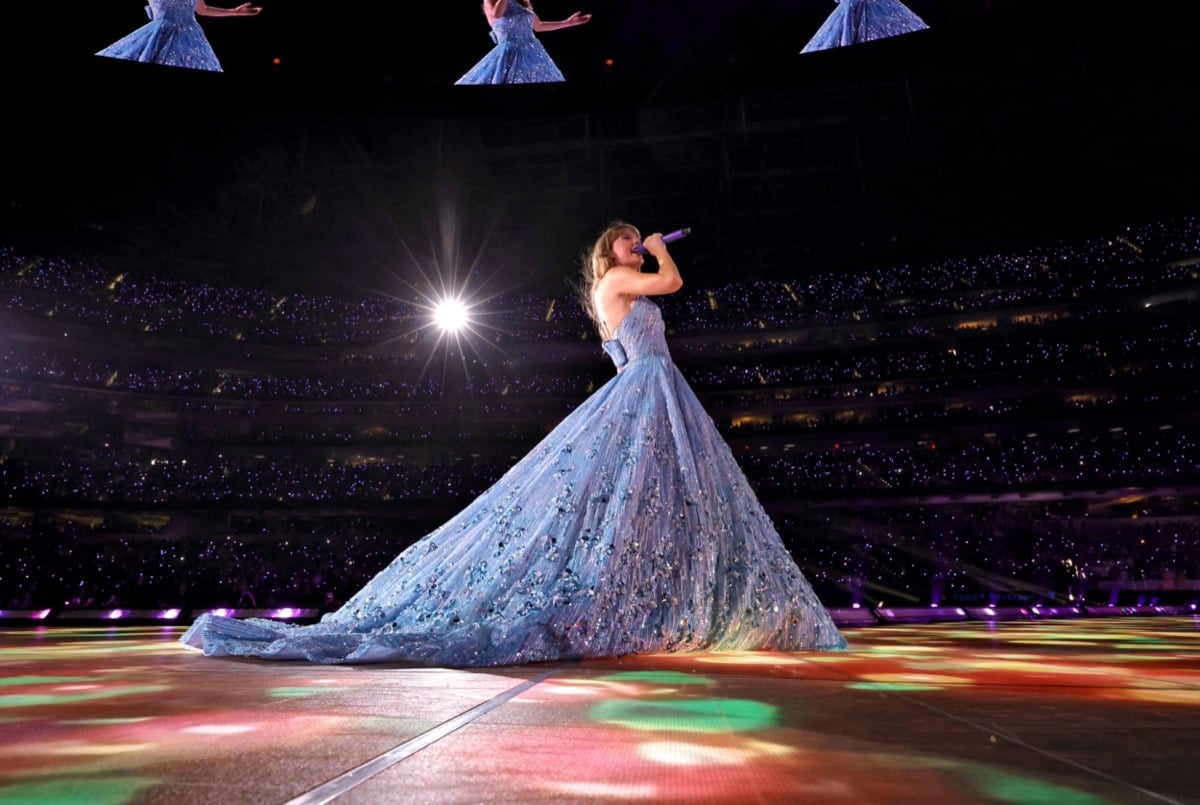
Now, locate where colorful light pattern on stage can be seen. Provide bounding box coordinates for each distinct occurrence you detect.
[0,618,1196,803]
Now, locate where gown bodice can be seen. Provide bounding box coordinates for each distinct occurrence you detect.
[602,298,670,370]
[147,0,200,24]
[490,1,537,43]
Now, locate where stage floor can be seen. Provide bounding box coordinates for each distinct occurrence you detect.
[1,617,1197,804]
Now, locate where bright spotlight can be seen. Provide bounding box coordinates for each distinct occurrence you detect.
[433,297,470,333]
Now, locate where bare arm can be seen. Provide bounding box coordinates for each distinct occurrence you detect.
[483,0,508,26]
[195,2,262,17]
[593,235,682,339]
[532,11,591,32]
[606,234,682,296]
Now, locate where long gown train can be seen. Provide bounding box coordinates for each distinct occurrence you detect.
[802,0,930,54]
[181,298,848,666]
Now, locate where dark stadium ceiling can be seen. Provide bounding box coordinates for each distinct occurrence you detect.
[2,1,1198,300]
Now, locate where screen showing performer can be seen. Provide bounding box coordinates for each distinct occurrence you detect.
[801,0,929,54]
[456,0,591,85]
[95,0,262,73]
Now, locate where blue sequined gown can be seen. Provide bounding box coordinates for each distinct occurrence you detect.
[801,0,929,53]
[181,297,848,666]
[96,0,224,72]
[455,1,566,84]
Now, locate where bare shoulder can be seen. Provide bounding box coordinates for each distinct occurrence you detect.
[597,266,642,294]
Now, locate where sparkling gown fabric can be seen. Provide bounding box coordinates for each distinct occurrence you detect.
[801,0,929,53]
[455,1,566,84]
[96,0,223,72]
[181,298,848,666]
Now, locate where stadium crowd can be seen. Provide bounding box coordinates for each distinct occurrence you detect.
[3,216,1199,612]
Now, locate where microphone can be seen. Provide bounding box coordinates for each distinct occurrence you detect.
[634,227,691,255]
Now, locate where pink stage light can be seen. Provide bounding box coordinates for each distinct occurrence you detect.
[0,609,55,620]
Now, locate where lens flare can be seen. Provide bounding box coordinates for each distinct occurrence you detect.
[433,297,471,333]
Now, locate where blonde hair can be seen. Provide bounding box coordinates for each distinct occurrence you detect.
[578,220,640,339]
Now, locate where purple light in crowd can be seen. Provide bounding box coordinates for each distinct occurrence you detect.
[213,608,230,617]
[158,608,181,619]
[270,608,296,618]
[35,609,51,620]
[106,609,125,619]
